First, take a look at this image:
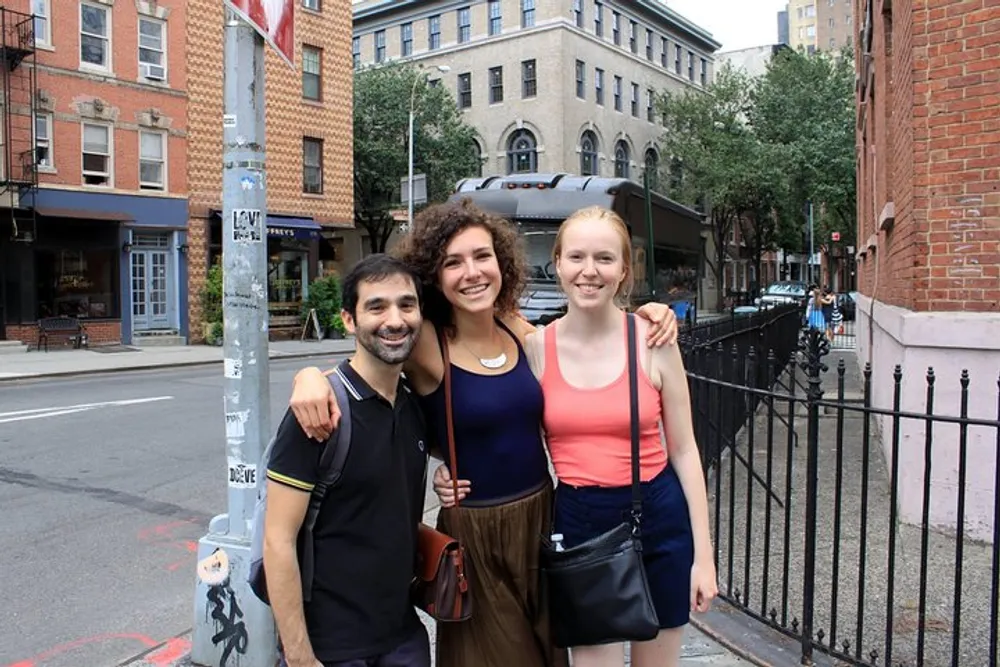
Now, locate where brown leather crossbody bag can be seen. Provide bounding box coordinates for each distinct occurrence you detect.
[411,331,474,622]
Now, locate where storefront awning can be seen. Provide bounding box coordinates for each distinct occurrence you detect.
[267,215,321,241]
[34,206,134,222]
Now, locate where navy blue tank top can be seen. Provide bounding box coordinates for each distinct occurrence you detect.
[418,323,550,507]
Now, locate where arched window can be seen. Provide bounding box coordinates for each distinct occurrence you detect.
[614,140,630,178]
[471,139,483,177]
[643,148,658,188]
[507,129,537,174]
[580,130,598,176]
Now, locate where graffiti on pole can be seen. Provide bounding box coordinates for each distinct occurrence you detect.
[207,580,249,666]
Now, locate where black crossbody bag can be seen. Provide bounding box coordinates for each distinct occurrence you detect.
[540,313,661,648]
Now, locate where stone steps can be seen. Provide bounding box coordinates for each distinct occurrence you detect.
[132,330,186,347]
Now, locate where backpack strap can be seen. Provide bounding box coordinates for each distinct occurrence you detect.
[298,367,353,601]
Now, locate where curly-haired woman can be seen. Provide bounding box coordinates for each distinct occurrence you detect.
[285,198,678,667]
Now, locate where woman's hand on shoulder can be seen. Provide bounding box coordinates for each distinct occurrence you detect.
[633,302,678,348]
[290,366,340,441]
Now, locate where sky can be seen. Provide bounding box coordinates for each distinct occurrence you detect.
[664,0,790,52]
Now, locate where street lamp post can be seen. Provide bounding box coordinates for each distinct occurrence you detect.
[407,64,450,226]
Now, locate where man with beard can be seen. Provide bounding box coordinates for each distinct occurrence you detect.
[264,254,430,667]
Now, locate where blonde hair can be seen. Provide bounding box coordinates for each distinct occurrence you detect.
[552,205,634,305]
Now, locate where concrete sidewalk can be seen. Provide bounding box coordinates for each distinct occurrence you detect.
[0,339,355,381]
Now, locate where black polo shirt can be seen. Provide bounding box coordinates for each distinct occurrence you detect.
[267,360,428,663]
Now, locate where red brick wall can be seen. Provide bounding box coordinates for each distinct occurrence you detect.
[6,321,122,348]
[29,1,188,195]
[856,0,1000,313]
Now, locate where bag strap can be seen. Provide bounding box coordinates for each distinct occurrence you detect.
[438,329,462,513]
[626,313,643,535]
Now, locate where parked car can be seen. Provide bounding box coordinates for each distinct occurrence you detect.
[836,292,856,321]
[756,281,809,308]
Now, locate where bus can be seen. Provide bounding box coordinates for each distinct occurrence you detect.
[448,172,707,325]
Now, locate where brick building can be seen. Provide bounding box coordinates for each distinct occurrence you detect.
[186,0,353,342]
[854,0,999,540]
[0,0,190,346]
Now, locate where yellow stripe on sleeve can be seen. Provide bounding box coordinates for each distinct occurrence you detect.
[266,470,315,492]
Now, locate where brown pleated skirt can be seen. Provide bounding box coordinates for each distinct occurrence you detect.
[434,481,568,667]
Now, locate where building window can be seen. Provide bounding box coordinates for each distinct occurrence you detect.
[303,138,323,194]
[488,0,502,35]
[428,15,441,49]
[614,140,630,178]
[700,58,707,86]
[687,51,695,80]
[37,248,120,320]
[674,44,682,74]
[138,18,166,81]
[629,20,638,53]
[613,75,622,111]
[302,46,321,100]
[807,24,816,38]
[644,148,658,186]
[611,12,620,45]
[80,2,111,70]
[521,60,537,98]
[489,66,503,104]
[646,88,655,122]
[139,131,166,190]
[352,36,360,68]
[401,23,413,56]
[829,37,837,48]
[646,29,653,60]
[630,82,639,116]
[457,72,472,108]
[374,30,385,63]
[575,60,586,99]
[594,1,603,37]
[573,0,584,28]
[458,7,471,43]
[580,130,598,176]
[805,4,816,17]
[302,0,320,10]
[522,0,535,28]
[507,129,537,174]
[34,112,52,168]
[33,0,51,47]
[595,67,604,104]
[661,37,668,67]
[82,123,111,186]
[829,17,836,27]
[470,139,483,177]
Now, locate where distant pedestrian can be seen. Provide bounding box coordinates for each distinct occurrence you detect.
[263,254,430,667]
[807,285,826,331]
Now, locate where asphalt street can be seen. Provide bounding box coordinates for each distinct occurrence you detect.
[0,356,361,667]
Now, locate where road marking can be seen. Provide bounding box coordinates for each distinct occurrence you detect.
[0,396,174,424]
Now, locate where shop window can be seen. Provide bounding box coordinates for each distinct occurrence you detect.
[36,248,119,319]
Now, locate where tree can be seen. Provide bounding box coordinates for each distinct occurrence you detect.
[751,47,857,251]
[354,64,481,253]
[658,65,787,309]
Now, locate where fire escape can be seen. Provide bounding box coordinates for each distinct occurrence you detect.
[0,7,37,243]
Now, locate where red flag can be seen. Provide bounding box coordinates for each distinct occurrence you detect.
[224,0,295,68]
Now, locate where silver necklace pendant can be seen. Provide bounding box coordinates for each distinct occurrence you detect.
[479,352,508,369]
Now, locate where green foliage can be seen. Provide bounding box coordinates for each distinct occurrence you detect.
[302,274,346,338]
[354,63,482,253]
[201,262,223,325]
[656,48,857,305]
[208,321,224,346]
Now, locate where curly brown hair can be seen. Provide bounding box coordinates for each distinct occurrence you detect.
[393,197,527,328]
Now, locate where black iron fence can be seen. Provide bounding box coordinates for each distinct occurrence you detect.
[680,318,1000,667]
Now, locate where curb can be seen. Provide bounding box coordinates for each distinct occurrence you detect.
[690,600,839,667]
[0,350,349,383]
[116,631,193,667]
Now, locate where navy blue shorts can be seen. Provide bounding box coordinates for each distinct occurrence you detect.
[553,465,694,630]
[280,624,430,667]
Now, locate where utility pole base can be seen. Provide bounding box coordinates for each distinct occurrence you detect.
[190,514,278,667]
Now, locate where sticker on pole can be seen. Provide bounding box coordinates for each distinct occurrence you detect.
[228,457,257,488]
[223,114,237,128]
[232,209,262,244]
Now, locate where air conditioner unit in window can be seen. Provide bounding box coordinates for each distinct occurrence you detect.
[141,63,166,81]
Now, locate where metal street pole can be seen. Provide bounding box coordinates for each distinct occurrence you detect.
[407,102,415,226]
[191,12,276,667]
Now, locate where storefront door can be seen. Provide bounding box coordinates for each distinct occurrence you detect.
[131,235,173,330]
